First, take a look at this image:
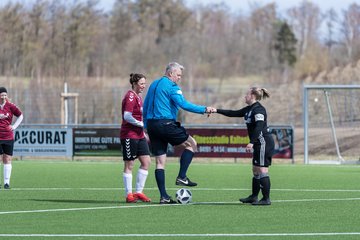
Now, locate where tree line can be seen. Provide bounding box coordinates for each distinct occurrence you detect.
[1,0,359,125]
[0,0,359,83]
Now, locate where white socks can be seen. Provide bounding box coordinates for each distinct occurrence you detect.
[123,168,149,196]
[4,163,12,185]
[136,168,148,193]
[123,172,133,196]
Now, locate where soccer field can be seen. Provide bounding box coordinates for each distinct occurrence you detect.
[1,161,360,240]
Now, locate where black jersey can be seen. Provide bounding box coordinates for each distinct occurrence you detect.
[217,102,270,144]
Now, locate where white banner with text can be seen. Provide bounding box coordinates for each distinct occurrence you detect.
[13,128,73,157]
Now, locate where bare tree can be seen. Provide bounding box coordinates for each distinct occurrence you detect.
[324,8,338,52]
[287,0,322,58]
[0,3,25,76]
[340,3,360,61]
[250,3,278,73]
[110,0,135,46]
[25,0,49,84]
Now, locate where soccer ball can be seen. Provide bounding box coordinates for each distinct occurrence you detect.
[176,188,192,204]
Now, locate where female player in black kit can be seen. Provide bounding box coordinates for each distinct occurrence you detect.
[212,87,274,205]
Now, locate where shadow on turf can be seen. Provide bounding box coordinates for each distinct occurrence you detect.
[192,202,243,206]
[29,199,120,204]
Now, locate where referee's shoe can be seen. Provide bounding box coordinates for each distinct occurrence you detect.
[160,196,177,204]
[176,176,197,187]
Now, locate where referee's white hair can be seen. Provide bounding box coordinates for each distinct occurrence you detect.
[165,62,184,74]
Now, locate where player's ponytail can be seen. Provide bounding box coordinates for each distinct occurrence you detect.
[250,87,270,101]
[261,88,270,99]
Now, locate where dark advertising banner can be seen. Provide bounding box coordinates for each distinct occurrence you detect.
[169,126,293,159]
[171,128,252,158]
[73,128,121,156]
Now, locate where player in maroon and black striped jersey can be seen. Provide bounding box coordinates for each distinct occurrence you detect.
[0,87,23,189]
[120,73,151,203]
[211,87,274,205]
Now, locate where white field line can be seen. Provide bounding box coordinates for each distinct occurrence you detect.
[0,204,176,215]
[273,197,360,202]
[1,233,360,237]
[1,197,360,215]
[7,187,360,192]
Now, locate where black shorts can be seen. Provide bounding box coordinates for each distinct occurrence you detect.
[0,140,14,156]
[146,119,189,156]
[252,135,274,167]
[121,138,150,161]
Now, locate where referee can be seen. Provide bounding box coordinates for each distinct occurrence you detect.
[143,62,212,204]
[212,87,275,205]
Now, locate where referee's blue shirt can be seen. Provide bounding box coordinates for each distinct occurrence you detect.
[143,76,206,128]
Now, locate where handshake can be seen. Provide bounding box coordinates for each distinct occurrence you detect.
[205,107,217,117]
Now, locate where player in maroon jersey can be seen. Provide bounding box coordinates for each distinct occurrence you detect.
[120,74,151,203]
[0,87,23,189]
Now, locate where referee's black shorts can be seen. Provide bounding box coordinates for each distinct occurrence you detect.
[147,119,189,156]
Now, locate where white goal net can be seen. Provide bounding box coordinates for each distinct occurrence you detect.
[303,85,360,164]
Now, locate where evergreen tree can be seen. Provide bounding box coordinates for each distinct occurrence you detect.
[274,21,297,67]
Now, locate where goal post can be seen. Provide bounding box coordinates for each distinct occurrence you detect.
[303,84,360,164]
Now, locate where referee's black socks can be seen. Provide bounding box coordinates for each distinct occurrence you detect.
[178,149,194,179]
[155,169,168,198]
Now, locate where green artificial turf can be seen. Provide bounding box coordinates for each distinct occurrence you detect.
[0,161,360,240]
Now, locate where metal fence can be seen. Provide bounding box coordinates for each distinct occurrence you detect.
[9,82,301,127]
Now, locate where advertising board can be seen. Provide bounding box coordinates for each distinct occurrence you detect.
[14,128,73,157]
